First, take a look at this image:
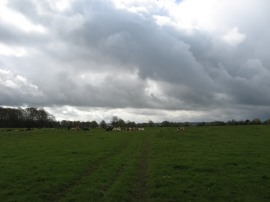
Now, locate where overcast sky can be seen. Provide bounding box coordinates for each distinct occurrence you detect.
[0,0,270,123]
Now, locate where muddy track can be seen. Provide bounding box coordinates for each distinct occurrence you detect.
[50,138,131,202]
[132,135,150,202]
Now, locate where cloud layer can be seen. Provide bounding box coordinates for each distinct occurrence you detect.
[1,0,270,122]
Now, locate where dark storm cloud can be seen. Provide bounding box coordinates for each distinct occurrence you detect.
[1,0,270,121]
[60,2,215,89]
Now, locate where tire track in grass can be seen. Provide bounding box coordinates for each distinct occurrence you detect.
[50,137,131,202]
[100,134,148,201]
[100,149,132,200]
[132,134,150,202]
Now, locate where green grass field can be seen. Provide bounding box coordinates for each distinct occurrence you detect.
[0,126,270,201]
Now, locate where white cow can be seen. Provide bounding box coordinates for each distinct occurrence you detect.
[112,127,121,131]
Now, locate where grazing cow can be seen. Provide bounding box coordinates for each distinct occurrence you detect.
[177,127,185,132]
[112,127,121,131]
[138,128,145,131]
[126,127,134,131]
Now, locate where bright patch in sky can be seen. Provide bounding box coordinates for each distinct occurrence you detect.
[0,43,27,57]
[0,4,47,33]
[48,0,74,11]
[222,27,246,46]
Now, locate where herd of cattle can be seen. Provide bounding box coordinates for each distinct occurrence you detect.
[67,125,185,132]
[105,126,145,131]
[2,127,185,132]
[105,126,185,132]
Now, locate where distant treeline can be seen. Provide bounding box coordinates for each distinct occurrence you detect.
[158,119,270,127]
[197,118,270,126]
[60,116,148,129]
[1,107,270,128]
[0,107,56,128]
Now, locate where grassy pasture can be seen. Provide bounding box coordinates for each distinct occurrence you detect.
[0,126,269,201]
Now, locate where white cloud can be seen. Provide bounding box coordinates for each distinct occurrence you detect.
[0,69,44,103]
[47,0,74,11]
[0,43,28,57]
[0,3,47,33]
[222,27,246,46]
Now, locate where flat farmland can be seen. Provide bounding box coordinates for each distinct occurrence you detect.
[0,126,270,201]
